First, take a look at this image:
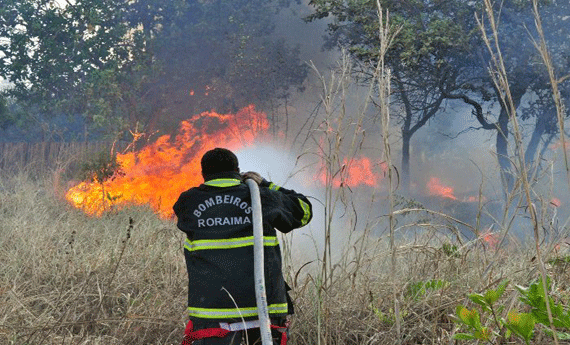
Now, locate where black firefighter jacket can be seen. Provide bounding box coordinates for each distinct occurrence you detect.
[173,171,313,322]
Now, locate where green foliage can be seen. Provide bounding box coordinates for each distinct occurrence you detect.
[79,150,123,184]
[547,256,570,266]
[0,0,307,138]
[455,306,487,340]
[441,243,460,258]
[454,280,537,344]
[370,304,394,325]
[406,279,448,300]
[454,277,570,343]
[370,303,408,325]
[468,279,509,312]
[0,0,135,138]
[0,94,11,129]
[516,277,570,338]
[504,310,535,344]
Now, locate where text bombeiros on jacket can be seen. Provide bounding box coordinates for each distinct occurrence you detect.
[193,195,252,228]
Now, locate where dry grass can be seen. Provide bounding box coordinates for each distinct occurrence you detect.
[0,170,188,344]
[286,213,550,344]
[1,168,557,345]
[2,150,570,345]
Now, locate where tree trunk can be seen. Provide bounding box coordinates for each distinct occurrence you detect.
[496,107,512,196]
[524,116,546,167]
[401,130,411,195]
[495,81,527,197]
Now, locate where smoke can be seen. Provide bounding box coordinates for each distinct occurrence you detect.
[235,143,386,272]
[411,103,500,198]
[236,144,328,268]
[272,0,339,72]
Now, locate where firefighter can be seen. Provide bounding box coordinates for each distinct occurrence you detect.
[173,147,313,345]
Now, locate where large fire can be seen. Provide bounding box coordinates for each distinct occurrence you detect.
[66,105,269,218]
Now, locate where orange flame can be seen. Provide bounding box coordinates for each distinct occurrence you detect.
[427,177,457,200]
[465,195,487,203]
[481,231,499,249]
[317,157,387,188]
[65,105,269,218]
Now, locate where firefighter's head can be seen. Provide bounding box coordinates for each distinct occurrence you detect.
[201,147,240,179]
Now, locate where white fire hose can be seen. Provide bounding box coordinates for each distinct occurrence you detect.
[245,178,273,345]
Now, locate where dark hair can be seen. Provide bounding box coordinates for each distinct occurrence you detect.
[201,148,239,176]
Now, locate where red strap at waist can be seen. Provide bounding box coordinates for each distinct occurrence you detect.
[181,320,288,345]
[182,320,230,345]
[271,324,289,345]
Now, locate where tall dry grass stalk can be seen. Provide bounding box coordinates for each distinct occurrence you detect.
[530,0,570,184]
[375,1,401,342]
[476,0,570,343]
[306,49,379,344]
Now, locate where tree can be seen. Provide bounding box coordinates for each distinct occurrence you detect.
[143,0,308,134]
[444,0,570,193]
[0,0,150,139]
[0,94,9,129]
[0,0,307,140]
[307,0,480,194]
[307,0,570,196]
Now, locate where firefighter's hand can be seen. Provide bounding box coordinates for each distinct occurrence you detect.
[241,171,265,185]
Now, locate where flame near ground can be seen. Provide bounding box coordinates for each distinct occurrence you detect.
[65,105,269,218]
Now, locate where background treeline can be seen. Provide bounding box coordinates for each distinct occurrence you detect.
[306,0,570,194]
[0,0,307,142]
[0,141,125,173]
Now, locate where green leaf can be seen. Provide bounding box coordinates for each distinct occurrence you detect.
[483,280,509,305]
[507,311,535,342]
[518,275,570,330]
[484,289,499,305]
[453,333,476,340]
[468,293,486,307]
[496,280,509,298]
[456,305,482,330]
[557,332,570,340]
[474,327,491,340]
[406,279,448,300]
[468,293,492,312]
[542,329,570,340]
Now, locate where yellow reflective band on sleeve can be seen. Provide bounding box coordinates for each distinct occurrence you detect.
[184,236,279,252]
[188,303,288,319]
[268,182,281,191]
[204,178,242,187]
[298,199,311,226]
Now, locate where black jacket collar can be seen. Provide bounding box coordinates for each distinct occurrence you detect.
[202,171,242,184]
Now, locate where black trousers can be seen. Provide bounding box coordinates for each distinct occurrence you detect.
[191,318,287,345]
